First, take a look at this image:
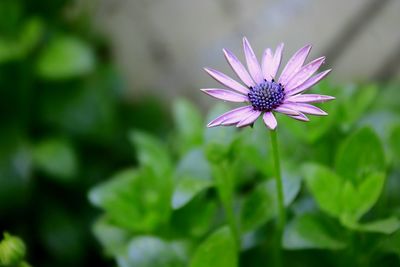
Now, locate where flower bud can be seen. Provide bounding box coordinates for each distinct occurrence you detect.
[0,233,26,266]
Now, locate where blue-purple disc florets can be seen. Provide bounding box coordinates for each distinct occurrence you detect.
[248,80,285,111]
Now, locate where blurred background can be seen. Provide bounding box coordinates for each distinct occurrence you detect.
[0,0,399,266]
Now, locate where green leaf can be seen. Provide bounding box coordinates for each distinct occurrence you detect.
[36,35,95,79]
[381,230,400,256]
[129,131,172,177]
[189,226,237,267]
[283,213,346,250]
[88,168,172,232]
[92,216,131,256]
[341,84,378,128]
[305,163,386,225]
[117,237,187,267]
[172,149,212,209]
[172,177,212,209]
[339,172,385,223]
[204,104,236,163]
[335,127,385,184]
[0,17,43,63]
[240,181,276,233]
[171,194,217,238]
[303,163,343,218]
[343,217,400,234]
[173,99,203,152]
[389,124,400,165]
[33,138,78,181]
[240,173,301,233]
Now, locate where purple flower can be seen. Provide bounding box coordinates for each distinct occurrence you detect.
[201,37,335,130]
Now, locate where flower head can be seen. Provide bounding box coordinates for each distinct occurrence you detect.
[201,37,334,130]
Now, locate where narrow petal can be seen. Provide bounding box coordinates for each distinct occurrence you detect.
[201,89,249,102]
[287,112,310,122]
[271,43,284,78]
[286,69,332,96]
[243,37,264,84]
[281,102,328,116]
[278,44,312,85]
[263,112,277,130]
[285,94,335,103]
[223,48,255,87]
[261,48,274,80]
[204,68,249,94]
[236,110,262,127]
[274,105,301,116]
[284,56,325,91]
[207,105,253,127]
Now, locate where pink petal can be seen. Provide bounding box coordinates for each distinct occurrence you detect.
[281,102,327,116]
[223,48,255,87]
[243,37,264,84]
[263,112,277,130]
[284,56,325,91]
[285,94,335,103]
[207,105,254,127]
[261,48,274,80]
[274,105,301,116]
[236,110,262,127]
[204,68,249,94]
[287,112,310,122]
[201,89,249,102]
[286,69,332,96]
[271,43,284,78]
[278,45,312,85]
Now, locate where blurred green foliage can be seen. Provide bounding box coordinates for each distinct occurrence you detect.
[90,81,400,267]
[0,0,167,266]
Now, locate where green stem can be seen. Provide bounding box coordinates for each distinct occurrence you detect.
[213,161,240,248]
[270,129,285,266]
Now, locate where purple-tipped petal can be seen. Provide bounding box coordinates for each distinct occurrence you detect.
[274,105,301,116]
[204,68,249,94]
[263,112,277,130]
[236,110,262,127]
[223,48,255,87]
[207,105,253,127]
[279,45,312,85]
[262,48,274,80]
[288,112,310,122]
[271,43,284,78]
[284,56,325,91]
[285,94,335,103]
[201,89,249,102]
[243,37,264,84]
[281,103,328,116]
[286,69,332,96]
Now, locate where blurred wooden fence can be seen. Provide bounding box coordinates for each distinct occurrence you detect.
[90,0,400,101]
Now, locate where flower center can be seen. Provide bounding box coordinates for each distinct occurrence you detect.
[248,79,285,111]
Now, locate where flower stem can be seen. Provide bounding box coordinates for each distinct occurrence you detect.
[212,161,240,248]
[270,129,285,266]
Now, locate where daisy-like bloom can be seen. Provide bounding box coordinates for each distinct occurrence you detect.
[201,37,335,130]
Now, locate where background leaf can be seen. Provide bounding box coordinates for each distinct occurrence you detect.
[172,149,212,209]
[189,226,237,267]
[344,217,400,234]
[304,163,343,218]
[173,99,203,153]
[33,138,78,181]
[117,237,187,267]
[88,168,172,232]
[283,213,346,250]
[335,127,385,184]
[36,35,95,79]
